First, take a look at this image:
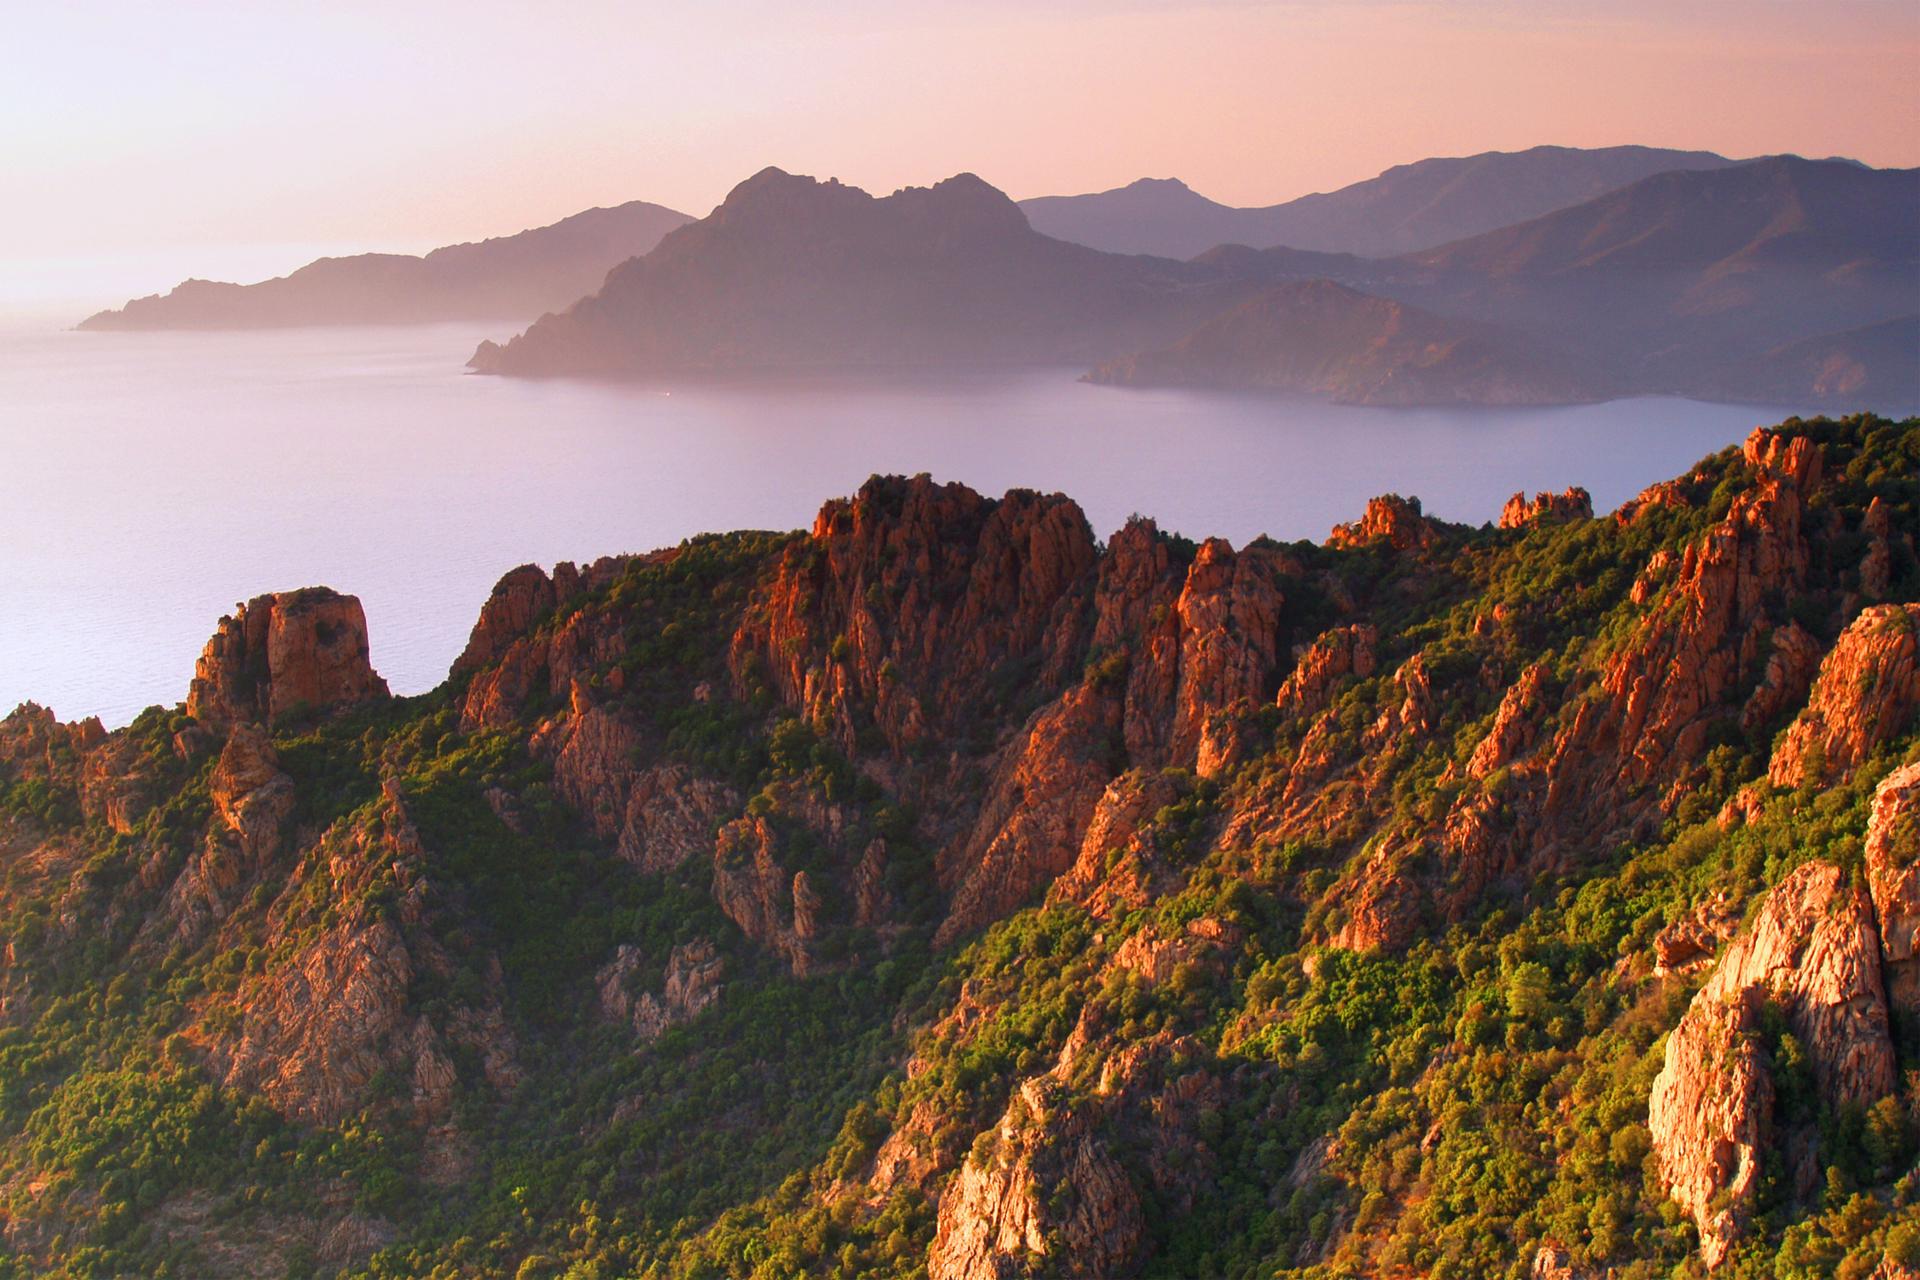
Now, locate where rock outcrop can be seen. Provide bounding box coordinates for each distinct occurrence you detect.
[450,562,582,678]
[1649,860,1897,1267]
[1466,663,1552,779]
[1769,604,1920,788]
[1542,429,1823,841]
[712,815,821,976]
[928,1074,1143,1280]
[1499,487,1593,529]
[729,475,1097,759]
[928,1003,1220,1280]
[455,556,633,731]
[548,690,738,872]
[193,786,518,1127]
[1049,769,1192,919]
[188,588,388,726]
[937,684,1121,946]
[78,732,152,835]
[1274,625,1377,722]
[1865,762,1920,1014]
[596,938,724,1042]
[208,723,294,862]
[1327,494,1440,551]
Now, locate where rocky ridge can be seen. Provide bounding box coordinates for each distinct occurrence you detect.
[0,415,1913,1277]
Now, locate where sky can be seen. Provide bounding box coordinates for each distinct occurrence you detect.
[3,0,1917,314]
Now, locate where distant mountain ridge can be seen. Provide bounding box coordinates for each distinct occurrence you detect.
[1086,279,1603,405]
[1018,144,1741,258]
[79,200,694,330]
[1153,156,1919,407]
[470,158,1916,410]
[468,168,1261,376]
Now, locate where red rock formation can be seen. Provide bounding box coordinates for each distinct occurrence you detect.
[1648,992,1771,1269]
[452,557,635,731]
[1324,832,1428,954]
[78,732,152,835]
[853,838,896,928]
[1543,429,1822,838]
[450,562,583,678]
[712,815,818,975]
[188,588,388,726]
[597,938,723,1042]
[1274,625,1377,722]
[546,686,738,871]
[1650,860,1896,1267]
[193,786,519,1127]
[0,702,103,798]
[1168,538,1288,775]
[928,1073,1143,1280]
[1499,486,1592,529]
[1614,475,1699,527]
[1738,621,1823,734]
[937,683,1121,946]
[208,723,294,862]
[730,476,1097,758]
[1769,604,1920,788]
[1049,769,1190,919]
[928,1011,1217,1280]
[1651,894,1740,977]
[1087,519,1295,773]
[1857,495,1912,600]
[1327,494,1439,551]
[1466,663,1551,779]
[1865,762,1920,1014]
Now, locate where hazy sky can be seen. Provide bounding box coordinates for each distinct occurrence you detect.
[4,0,1917,310]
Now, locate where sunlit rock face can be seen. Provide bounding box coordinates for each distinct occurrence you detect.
[188,587,388,726]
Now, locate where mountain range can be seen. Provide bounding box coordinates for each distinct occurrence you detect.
[1018,143,1741,258]
[470,156,1917,409]
[1126,156,1920,404]
[1084,278,1602,405]
[77,200,693,329]
[0,416,1915,1276]
[76,145,1918,410]
[468,168,1257,375]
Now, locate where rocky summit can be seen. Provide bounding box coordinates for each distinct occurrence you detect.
[0,414,1916,1278]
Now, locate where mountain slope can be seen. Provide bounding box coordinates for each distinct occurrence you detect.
[78,200,694,330]
[1708,315,1920,408]
[0,417,1916,1278]
[1404,155,1920,396]
[1169,156,1919,406]
[1018,144,1739,258]
[1085,278,1604,405]
[468,169,1258,376]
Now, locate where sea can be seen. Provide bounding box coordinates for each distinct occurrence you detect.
[0,319,1811,726]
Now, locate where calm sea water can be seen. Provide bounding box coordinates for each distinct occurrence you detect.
[0,323,1807,727]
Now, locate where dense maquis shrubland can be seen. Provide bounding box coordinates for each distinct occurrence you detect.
[0,415,1916,1280]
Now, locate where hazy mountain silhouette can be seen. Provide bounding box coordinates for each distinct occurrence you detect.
[79,201,693,330]
[1396,155,1919,396]
[469,169,1259,375]
[467,158,1913,409]
[1086,279,1603,405]
[1167,156,1918,406]
[1707,316,1920,408]
[1019,144,1739,258]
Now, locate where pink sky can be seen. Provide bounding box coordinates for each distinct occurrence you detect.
[4,1,1916,310]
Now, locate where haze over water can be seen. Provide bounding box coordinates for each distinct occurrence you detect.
[0,324,1805,727]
